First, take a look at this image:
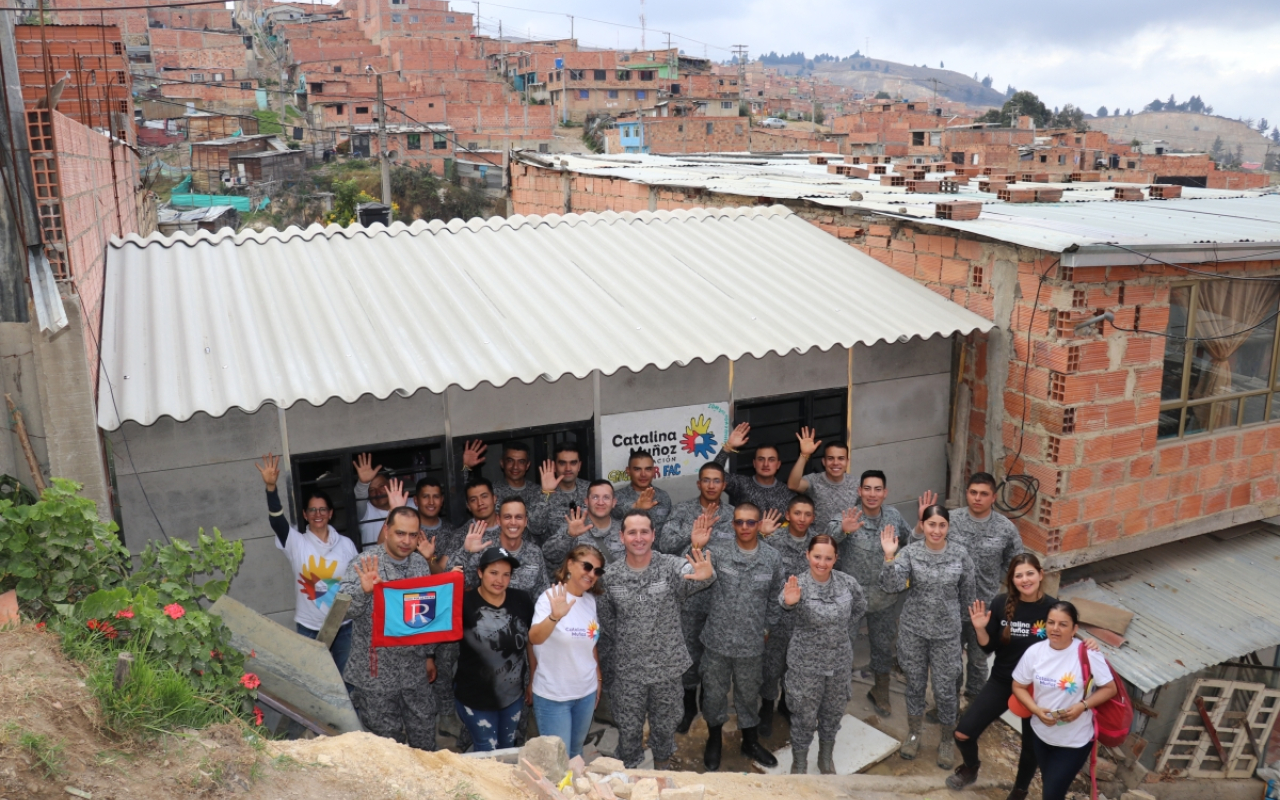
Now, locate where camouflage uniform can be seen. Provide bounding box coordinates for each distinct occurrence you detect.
[528,480,591,543]
[542,516,626,572]
[338,545,438,750]
[598,553,716,767]
[879,540,977,726]
[804,472,861,537]
[659,497,735,689]
[419,520,461,715]
[612,484,674,533]
[828,504,910,674]
[458,536,549,603]
[779,570,867,752]
[697,539,785,728]
[459,466,544,509]
[713,449,797,516]
[760,526,816,702]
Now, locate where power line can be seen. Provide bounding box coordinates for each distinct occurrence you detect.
[1,0,229,9]
[1104,242,1280,283]
[477,0,730,52]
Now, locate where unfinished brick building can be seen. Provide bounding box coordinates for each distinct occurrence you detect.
[14,24,133,144]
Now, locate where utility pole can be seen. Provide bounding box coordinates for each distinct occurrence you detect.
[568,14,573,41]
[376,73,392,222]
[639,0,645,49]
[473,1,479,38]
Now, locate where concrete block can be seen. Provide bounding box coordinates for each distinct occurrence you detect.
[599,359,730,417]
[520,736,570,786]
[631,779,660,800]
[762,713,899,774]
[734,349,847,402]
[224,534,298,619]
[853,335,950,384]
[586,757,625,775]
[448,376,592,438]
[108,407,279,475]
[575,778,593,794]
[850,372,950,448]
[848,434,948,506]
[660,786,704,800]
[113,456,269,549]
[609,778,632,798]
[285,390,446,454]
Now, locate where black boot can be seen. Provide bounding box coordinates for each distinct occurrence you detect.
[777,692,791,721]
[676,688,699,735]
[758,699,775,738]
[703,724,723,770]
[946,763,980,791]
[741,726,777,768]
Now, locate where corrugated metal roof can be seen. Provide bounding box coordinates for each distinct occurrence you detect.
[99,205,993,430]
[1061,528,1280,693]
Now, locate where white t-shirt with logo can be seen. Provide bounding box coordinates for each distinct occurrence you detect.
[276,525,358,631]
[1013,639,1114,748]
[531,589,599,702]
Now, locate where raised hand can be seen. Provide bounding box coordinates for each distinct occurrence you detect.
[796,426,821,458]
[356,554,381,594]
[917,489,938,521]
[255,453,281,491]
[759,508,782,537]
[416,533,437,561]
[841,507,865,534]
[969,599,990,629]
[782,575,802,606]
[353,452,382,484]
[633,486,656,510]
[728,422,750,451]
[385,477,409,509]
[565,506,592,537]
[880,524,900,559]
[462,440,487,469]
[683,547,714,581]
[464,520,489,553]
[548,582,576,620]
[691,512,715,550]
[539,460,559,493]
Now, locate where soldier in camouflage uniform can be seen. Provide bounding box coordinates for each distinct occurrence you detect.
[458,440,543,511]
[759,495,820,736]
[712,423,797,516]
[527,445,591,543]
[338,507,439,750]
[411,478,464,736]
[598,510,716,769]
[659,461,736,733]
[456,497,549,600]
[779,534,867,774]
[880,505,977,769]
[545,480,626,568]
[826,470,911,716]
[786,427,861,530]
[611,448,673,533]
[694,503,784,769]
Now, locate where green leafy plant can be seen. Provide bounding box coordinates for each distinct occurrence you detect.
[14,728,66,777]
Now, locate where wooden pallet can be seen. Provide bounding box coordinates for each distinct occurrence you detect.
[1155,679,1280,778]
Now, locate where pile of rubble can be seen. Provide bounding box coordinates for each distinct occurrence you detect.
[517,738,707,800]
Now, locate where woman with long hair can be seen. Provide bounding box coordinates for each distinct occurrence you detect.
[529,544,606,759]
[880,505,976,768]
[1011,602,1117,800]
[779,534,867,774]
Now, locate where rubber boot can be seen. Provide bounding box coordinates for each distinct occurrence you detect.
[758,698,775,738]
[946,763,980,791]
[676,688,699,735]
[937,725,956,769]
[817,736,836,775]
[790,745,809,774]
[653,758,672,771]
[867,672,892,717]
[741,726,777,768]
[703,725,723,771]
[777,691,791,721]
[899,715,923,760]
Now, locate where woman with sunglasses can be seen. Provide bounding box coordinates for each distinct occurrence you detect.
[256,453,358,673]
[529,544,606,759]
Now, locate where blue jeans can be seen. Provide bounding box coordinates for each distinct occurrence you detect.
[533,692,596,759]
[456,696,523,752]
[296,622,353,677]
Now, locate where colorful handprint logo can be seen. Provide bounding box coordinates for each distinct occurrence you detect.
[680,414,719,459]
[298,555,341,610]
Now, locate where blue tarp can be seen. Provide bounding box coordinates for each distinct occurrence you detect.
[169,194,269,212]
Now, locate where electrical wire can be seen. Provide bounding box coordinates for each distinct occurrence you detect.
[1108,307,1280,341]
[477,1,731,52]
[1105,242,1280,283]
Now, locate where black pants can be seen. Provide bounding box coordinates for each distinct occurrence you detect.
[955,677,1038,789]
[1029,729,1093,800]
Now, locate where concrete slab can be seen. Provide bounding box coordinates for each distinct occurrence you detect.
[762,714,900,775]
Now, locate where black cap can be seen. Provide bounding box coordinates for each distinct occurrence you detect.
[478,545,521,571]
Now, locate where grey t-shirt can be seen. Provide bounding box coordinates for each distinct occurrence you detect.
[880,540,977,640]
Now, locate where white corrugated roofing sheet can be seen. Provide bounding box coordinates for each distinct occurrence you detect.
[99,205,993,430]
[1062,528,1280,693]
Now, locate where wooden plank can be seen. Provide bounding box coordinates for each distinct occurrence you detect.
[256,689,340,737]
[1195,697,1231,768]
[1080,623,1126,648]
[1061,595,1134,634]
[315,593,351,648]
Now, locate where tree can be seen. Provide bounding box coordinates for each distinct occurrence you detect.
[990,90,1051,127]
[327,180,377,226]
[814,103,825,125]
[1210,135,1224,160]
[874,90,891,100]
[1271,127,1280,143]
[1096,105,1109,117]
[1114,107,1121,116]
[1258,117,1270,132]
[939,61,945,68]
[1052,104,1087,129]
[1145,98,1165,112]
[981,75,993,88]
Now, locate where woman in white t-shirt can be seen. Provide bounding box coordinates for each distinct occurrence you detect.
[529,543,604,759]
[1011,601,1118,800]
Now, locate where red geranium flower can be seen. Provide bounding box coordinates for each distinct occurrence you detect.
[210,649,222,660]
[253,706,264,726]
[239,673,261,690]
[87,619,99,630]
[115,609,134,619]
[101,623,119,640]
[35,621,46,630]
[163,603,185,620]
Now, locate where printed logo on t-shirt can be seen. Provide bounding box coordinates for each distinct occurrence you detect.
[1007,619,1049,639]
[562,619,600,641]
[1056,672,1080,694]
[298,555,342,610]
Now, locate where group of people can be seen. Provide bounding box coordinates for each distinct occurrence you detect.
[257,421,1116,796]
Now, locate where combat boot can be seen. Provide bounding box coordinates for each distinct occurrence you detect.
[757,698,775,738]
[937,725,956,769]
[703,725,722,771]
[899,715,923,760]
[676,688,699,735]
[817,735,836,775]
[867,672,892,716]
[790,745,809,774]
[740,726,777,768]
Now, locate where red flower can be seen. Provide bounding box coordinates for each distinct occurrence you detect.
[239,673,261,690]
[87,619,99,630]
[163,603,185,620]
[115,609,134,619]
[253,706,264,726]
[100,623,119,640]
[35,621,46,630]
[249,649,256,659]
[210,649,222,660]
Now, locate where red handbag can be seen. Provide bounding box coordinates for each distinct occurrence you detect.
[1008,685,1034,718]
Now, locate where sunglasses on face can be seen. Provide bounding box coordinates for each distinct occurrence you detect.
[733,518,760,527]
[576,561,605,576]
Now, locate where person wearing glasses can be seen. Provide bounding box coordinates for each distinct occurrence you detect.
[529,544,606,759]
[257,454,359,674]
[713,423,797,516]
[659,461,735,734]
[543,480,625,568]
[337,505,441,750]
[695,502,784,770]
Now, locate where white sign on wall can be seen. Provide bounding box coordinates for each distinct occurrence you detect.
[600,402,731,498]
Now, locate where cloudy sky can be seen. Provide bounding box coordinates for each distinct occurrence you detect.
[472,0,1280,131]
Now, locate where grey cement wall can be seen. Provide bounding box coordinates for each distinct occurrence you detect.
[108,335,955,621]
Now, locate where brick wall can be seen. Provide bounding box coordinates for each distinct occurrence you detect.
[510,162,746,216]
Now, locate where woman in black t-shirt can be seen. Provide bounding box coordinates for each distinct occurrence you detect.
[947,553,1054,797]
[454,546,536,752]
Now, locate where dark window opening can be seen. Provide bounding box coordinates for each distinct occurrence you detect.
[407,133,421,150]
[355,106,369,114]
[639,71,655,81]
[912,131,925,146]
[593,69,607,81]
[450,421,593,517]
[569,70,584,81]
[731,390,847,478]
[433,133,448,149]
